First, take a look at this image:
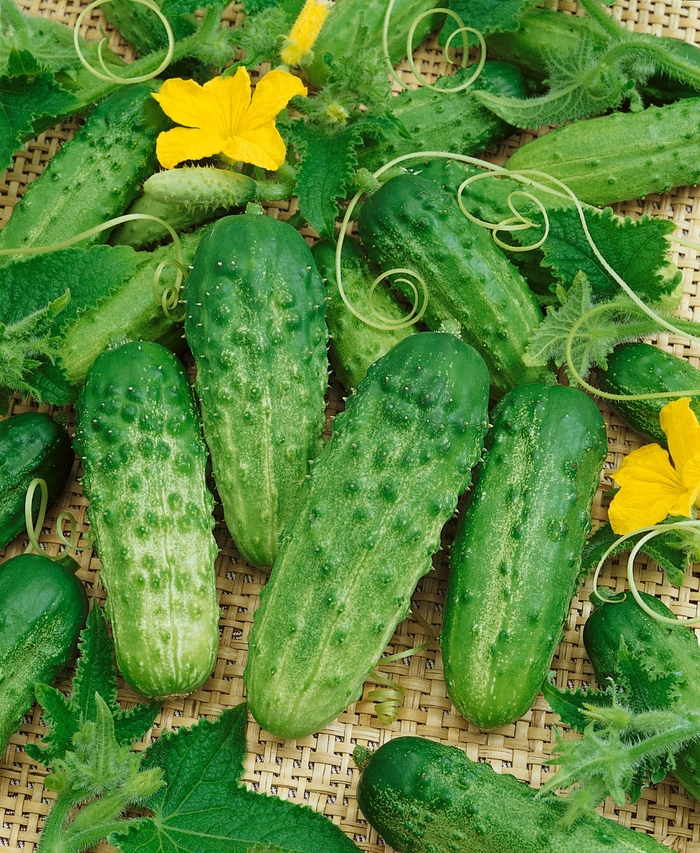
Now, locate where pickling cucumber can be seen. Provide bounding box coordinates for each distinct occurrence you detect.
[245,331,490,739]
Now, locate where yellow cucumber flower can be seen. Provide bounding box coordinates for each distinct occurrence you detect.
[608,397,700,535]
[152,67,307,171]
[280,0,332,67]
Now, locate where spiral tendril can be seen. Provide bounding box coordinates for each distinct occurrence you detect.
[73,0,175,83]
[23,478,82,558]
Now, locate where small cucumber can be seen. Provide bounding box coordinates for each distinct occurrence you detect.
[244,331,490,740]
[441,382,607,729]
[0,411,73,551]
[0,552,88,755]
[583,589,700,801]
[74,341,219,700]
[356,172,550,398]
[596,341,700,446]
[312,236,415,391]
[184,212,328,569]
[0,84,170,258]
[354,736,671,853]
[505,98,700,206]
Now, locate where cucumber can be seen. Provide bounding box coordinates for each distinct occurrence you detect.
[74,341,219,700]
[583,589,700,802]
[305,0,445,87]
[505,97,700,206]
[354,735,671,853]
[0,552,88,755]
[184,212,328,569]
[356,172,550,398]
[596,341,700,446]
[99,0,197,55]
[441,382,607,730]
[0,411,73,551]
[356,62,528,175]
[244,331,490,740]
[0,84,170,258]
[311,236,415,391]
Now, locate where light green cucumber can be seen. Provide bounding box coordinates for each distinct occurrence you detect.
[184,212,328,568]
[244,331,490,739]
[442,382,607,730]
[74,341,219,700]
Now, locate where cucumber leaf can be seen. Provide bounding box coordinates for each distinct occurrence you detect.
[111,705,361,853]
[542,678,615,733]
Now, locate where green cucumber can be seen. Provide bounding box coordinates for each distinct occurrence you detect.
[244,331,490,740]
[596,341,700,446]
[356,62,528,175]
[354,735,671,853]
[441,382,607,730]
[0,552,88,755]
[0,411,73,551]
[184,212,328,569]
[99,0,197,55]
[0,84,170,258]
[305,0,445,87]
[74,341,219,700]
[583,590,700,801]
[356,172,550,398]
[312,235,415,391]
[505,98,700,206]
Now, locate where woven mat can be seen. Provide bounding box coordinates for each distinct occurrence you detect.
[3,1,700,851]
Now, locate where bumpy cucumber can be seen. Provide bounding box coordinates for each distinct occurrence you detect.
[0,552,88,755]
[356,172,550,398]
[505,97,700,206]
[305,0,444,87]
[597,342,700,446]
[356,62,528,175]
[0,84,169,257]
[312,236,415,391]
[245,331,490,739]
[583,590,700,801]
[442,382,607,730]
[74,341,219,700]
[184,212,328,569]
[0,411,73,550]
[99,0,196,55]
[354,736,671,853]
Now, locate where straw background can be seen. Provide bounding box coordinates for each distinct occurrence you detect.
[2,0,700,850]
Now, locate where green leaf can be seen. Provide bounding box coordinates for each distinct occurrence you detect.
[291,121,363,239]
[542,678,614,733]
[0,71,78,172]
[160,0,228,15]
[441,0,538,41]
[111,705,360,853]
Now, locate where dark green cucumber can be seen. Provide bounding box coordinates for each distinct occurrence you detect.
[312,236,415,391]
[74,341,219,700]
[184,212,328,569]
[583,590,700,802]
[305,0,445,87]
[505,97,700,206]
[356,62,528,175]
[442,382,607,730]
[354,736,671,853]
[245,331,490,739]
[99,0,197,55]
[597,342,700,446]
[0,84,170,258]
[0,552,88,755]
[0,411,73,550]
[356,172,550,398]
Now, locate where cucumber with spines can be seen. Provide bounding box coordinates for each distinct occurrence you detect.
[356,172,550,398]
[74,341,219,700]
[312,236,415,391]
[441,382,607,730]
[244,331,490,740]
[184,212,329,569]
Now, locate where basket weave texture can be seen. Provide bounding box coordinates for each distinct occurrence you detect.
[3,0,700,851]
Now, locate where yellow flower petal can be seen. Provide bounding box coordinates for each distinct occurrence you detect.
[609,443,688,534]
[152,78,224,131]
[280,0,331,66]
[661,397,700,473]
[202,68,252,140]
[220,122,287,171]
[242,70,308,131]
[155,127,224,170]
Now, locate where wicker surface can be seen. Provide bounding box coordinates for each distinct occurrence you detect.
[2,0,700,851]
